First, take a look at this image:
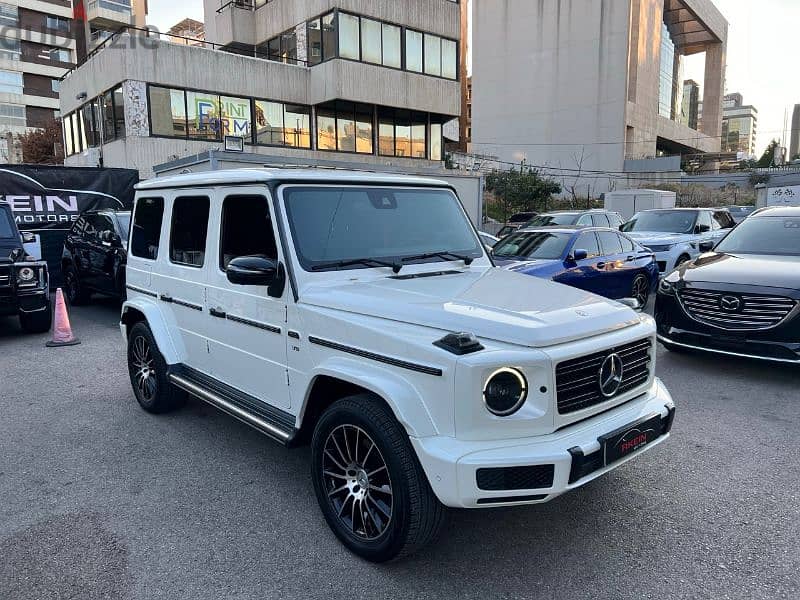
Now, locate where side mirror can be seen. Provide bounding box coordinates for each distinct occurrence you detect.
[100,230,121,246]
[699,241,714,252]
[227,256,287,296]
[21,231,36,244]
[570,249,588,262]
[695,224,710,234]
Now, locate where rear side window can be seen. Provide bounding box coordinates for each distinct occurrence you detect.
[619,234,636,253]
[170,196,210,267]
[131,197,164,260]
[713,211,734,229]
[220,195,277,270]
[607,213,623,228]
[591,213,610,227]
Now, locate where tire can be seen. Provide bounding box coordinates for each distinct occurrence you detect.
[64,264,91,305]
[675,254,691,268]
[630,274,650,308]
[19,305,52,334]
[127,322,184,414]
[311,394,445,562]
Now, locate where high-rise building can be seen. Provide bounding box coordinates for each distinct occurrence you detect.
[680,79,700,130]
[471,0,728,192]
[0,0,147,162]
[60,1,461,176]
[167,18,205,47]
[721,93,758,157]
[790,104,800,160]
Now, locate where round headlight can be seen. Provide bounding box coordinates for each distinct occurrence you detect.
[18,267,35,282]
[483,368,528,416]
[658,278,675,295]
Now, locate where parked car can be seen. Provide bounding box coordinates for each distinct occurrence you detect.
[493,227,658,307]
[61,209,130,305]
[495,211,538,237]
[621,208,735,273]
[121,169,674,562]
[524,209,625,229]
[478,231,499,250]
[655,206,800,363]
[725,205,755,224]
[0,201,51,333]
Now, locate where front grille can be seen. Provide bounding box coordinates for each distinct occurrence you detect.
[555,338,652,414]
[476,465,555,491]
[678,288,796,331]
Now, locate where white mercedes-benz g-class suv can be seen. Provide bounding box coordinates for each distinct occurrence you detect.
[121,169,675,562]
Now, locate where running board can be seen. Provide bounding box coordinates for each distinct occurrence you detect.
[168,365,298,446]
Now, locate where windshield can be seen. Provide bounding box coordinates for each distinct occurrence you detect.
[283,186,483,271]
[714,217,800,256]
[492,231,571,260]
[0,208,14,238]
[622,210,697,234]
[525,213,578,227]
[116,212,131,238]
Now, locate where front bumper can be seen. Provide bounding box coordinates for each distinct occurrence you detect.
[411,378,674,508]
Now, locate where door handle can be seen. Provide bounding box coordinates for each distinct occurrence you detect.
[596,262,606,269]
[209,307,226,319]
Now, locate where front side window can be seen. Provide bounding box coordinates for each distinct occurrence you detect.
[169,196,210,267]
[131,197,164,260]
[220,195,278,270]
[622,210,698,234]
[283,186,482,271]
[714,216,800,256]
[493,231,571,260]
[597,231,623,255]
[574,232,600,257]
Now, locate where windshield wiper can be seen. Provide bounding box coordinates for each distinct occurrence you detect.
[311,258,402,273]
[400,251,474,266]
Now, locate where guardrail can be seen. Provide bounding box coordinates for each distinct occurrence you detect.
[61,24,309,79]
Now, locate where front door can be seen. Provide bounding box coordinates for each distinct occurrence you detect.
[205,188,290,410]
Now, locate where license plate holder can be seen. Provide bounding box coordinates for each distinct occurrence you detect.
[599,413,663,466]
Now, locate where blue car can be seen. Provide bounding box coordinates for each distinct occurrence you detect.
[492,226,659,306]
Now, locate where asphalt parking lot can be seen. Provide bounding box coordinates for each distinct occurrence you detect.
[1,298,798,600]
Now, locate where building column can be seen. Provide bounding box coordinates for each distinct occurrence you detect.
[700,42,725,142]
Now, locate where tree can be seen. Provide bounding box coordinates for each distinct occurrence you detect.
[19,119,64,164]
[756,139,780,168]
[485,166,561,221]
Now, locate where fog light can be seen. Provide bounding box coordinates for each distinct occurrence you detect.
[483,368,528,416]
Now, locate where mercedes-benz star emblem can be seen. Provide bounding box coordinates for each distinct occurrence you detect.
[720,295,742,312]
[598,353,624,398]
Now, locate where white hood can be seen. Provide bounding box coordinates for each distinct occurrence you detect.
[625,231,695,245]
[300,268,640,348]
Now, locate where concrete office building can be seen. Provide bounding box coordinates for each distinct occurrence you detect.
[471,0,728,193]
[790,104,800,160]
[60,0,461,177]
[721,92,757,157]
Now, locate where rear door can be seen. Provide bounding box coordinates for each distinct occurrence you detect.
[205,188,290,409]
[151,190,213,374]
[596,230,628,298]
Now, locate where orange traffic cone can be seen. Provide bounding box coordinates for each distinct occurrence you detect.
[46,288,80,347]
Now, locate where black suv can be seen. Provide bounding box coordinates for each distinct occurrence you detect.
[62,210,130,304]
[0,201,51,333]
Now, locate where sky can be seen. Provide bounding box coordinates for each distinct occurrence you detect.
[146,0,204,34]
[145,0,796,157]
[684,0,800,156]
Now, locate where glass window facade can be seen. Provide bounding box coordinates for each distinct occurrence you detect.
[658,23,677,120]
[338,13,360,60]
[0,37,20,60]
[405,29,423,73]
[316,101,373,154]
[149,86,187,137]
[261,28,298,64]
[0,69,22,94]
